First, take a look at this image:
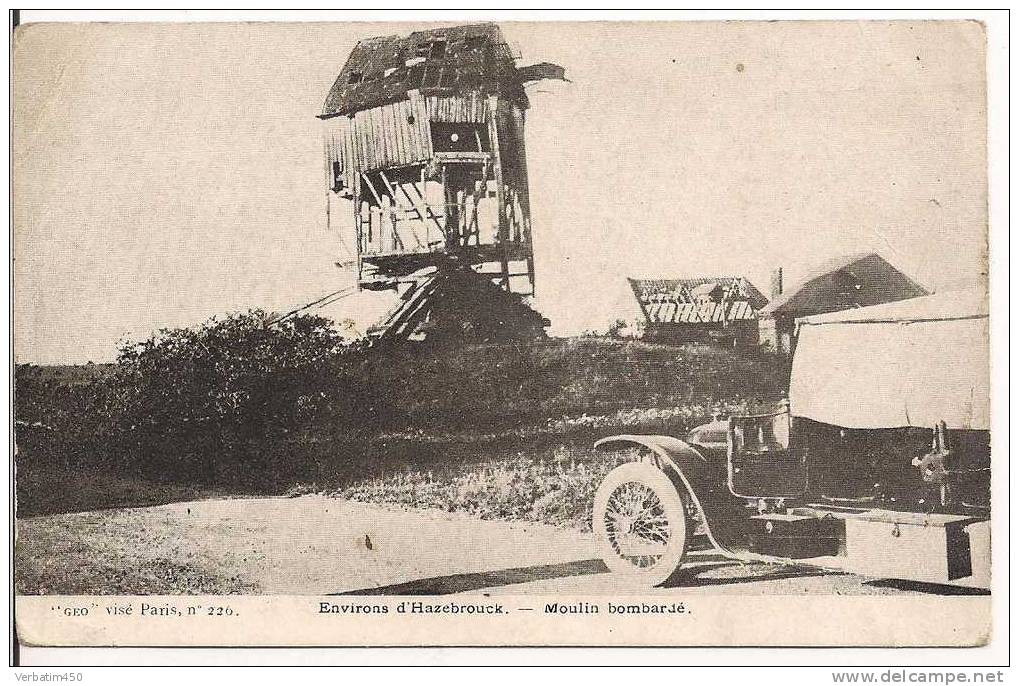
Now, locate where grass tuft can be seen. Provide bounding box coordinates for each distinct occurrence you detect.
[338,445,632,532]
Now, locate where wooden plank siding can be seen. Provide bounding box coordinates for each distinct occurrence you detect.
[324,92,495,193]
[322,90,434,189]
[425,93,489,123]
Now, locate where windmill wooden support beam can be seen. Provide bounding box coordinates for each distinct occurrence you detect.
[368,267,548,346]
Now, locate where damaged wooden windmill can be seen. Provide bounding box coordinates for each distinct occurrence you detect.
[316,23,565,344]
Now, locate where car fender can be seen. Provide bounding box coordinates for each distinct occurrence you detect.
[594,434,748,554]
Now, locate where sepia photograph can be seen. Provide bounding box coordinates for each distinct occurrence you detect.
[9,11,1004,658]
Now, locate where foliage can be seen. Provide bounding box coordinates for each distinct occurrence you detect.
[110,310,353,487]
[16,317,790,514]
[360,337,788,434]
[16,310,353,495]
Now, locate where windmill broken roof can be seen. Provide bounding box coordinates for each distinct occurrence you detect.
[759,252,929,318]
[320,24,564,118]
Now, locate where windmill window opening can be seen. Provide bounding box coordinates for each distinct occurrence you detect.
[431,122,489,153]
[331,161,344,192]
[347,71,363,84]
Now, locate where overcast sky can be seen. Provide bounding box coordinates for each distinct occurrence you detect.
[13,20,987,364]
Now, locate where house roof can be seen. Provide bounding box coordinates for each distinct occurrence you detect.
[691,282,721,297]
[645,300,759,324]
[629,276,769,311]
[759,252,929,318]
[320,24,564,118]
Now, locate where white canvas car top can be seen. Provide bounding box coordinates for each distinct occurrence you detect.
[789,289,989,430]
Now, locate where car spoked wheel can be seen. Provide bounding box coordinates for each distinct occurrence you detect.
[593,461,689,586]
[604,481,673,568]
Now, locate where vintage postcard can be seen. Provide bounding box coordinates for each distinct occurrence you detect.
[12,18,994,649]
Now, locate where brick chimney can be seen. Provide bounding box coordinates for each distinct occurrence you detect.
[770,267,783,299]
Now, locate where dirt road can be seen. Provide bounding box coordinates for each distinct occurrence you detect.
[15,495,978,596]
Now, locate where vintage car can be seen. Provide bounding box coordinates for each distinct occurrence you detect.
[592,290,991,589]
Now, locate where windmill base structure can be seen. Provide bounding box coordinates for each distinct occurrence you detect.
[316,23,564,344]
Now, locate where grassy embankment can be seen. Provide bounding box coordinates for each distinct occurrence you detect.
[328,337,785,530]
[16,337,788,526]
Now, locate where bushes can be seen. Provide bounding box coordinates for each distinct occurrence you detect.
[109,310,354,487]
[15,314,790,511]
[16,310,356,493]
[362,337,789,433]
[15,365,119,474]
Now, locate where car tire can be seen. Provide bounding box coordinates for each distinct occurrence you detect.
[593,461,689,587]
